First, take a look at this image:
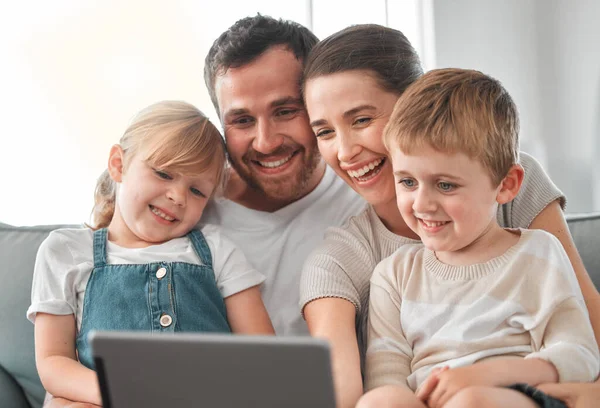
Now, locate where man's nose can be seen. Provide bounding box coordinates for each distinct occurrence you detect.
[253,119,284,154]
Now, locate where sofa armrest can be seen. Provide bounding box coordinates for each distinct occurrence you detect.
[0,365,32,408]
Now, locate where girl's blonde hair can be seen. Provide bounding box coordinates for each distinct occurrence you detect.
[90,101,226,230]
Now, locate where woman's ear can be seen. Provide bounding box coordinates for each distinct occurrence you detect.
[496,163,524,205]
[107,144,125,183]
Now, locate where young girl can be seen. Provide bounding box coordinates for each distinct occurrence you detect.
[27,101,274,406]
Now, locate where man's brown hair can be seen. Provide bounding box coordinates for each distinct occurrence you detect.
[384,68,520,185]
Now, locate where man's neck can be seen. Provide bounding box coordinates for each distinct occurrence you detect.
[224,163,326,213]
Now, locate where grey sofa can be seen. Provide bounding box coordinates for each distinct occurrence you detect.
[2,215,600,408]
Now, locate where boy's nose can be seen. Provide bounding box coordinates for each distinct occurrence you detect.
[167,187,187,207]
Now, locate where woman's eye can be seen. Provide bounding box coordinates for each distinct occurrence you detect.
[190,187,205,197]
[154,169,172,180]
[315,129,333,138]
[438,182,455,191]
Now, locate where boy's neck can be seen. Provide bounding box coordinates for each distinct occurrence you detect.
[434,222,521,267]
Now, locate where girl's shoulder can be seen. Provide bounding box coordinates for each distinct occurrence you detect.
[39,227,95,263]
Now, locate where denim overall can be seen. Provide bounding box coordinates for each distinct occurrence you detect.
[76,228,231,369]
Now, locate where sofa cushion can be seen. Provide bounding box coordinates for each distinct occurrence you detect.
[0,223,78,408]
[566,212,600,289]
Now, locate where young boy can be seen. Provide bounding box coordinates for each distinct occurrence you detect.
[358,68,599,408]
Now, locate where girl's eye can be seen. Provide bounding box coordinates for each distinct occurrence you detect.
[190,187,205,198]
[154,169,172,180]
[399,178,416,188]
[438,182,455,191]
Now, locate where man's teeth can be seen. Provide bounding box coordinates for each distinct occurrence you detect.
[151,206,175,221]
[421,220,448,228]
[258,154,293,168]
[347,158,384,178]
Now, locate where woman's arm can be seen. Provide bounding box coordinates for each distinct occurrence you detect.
[529,200,600,351]
[35,313,102,405]
[224,286,274,334]
[304,298,364,408]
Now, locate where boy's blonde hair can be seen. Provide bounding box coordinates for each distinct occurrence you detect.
[91,101,226,230]
[383,68,520,186]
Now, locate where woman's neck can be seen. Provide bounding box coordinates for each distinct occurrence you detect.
[372,199,420,239]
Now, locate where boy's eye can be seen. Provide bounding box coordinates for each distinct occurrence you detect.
[233,116,254,126]
[190,187,206,198]
[438,182,455,191]
[154,169,172,180]
[399,178,416,188]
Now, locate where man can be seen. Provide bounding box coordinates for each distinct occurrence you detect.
[202,14,365,335]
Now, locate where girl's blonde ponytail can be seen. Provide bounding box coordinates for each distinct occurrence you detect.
[90,169,116,230]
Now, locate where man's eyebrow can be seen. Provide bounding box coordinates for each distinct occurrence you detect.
[310,104,377,128]
[271,96,304,108]
[223,108,249,119]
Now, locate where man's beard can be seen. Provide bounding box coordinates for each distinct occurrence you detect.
[228,145,322,203]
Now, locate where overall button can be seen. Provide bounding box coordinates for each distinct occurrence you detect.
[156,267,167,280]
[160,314,172,327]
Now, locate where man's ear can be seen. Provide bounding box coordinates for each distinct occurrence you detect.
[496,163,524,205]
[107,144,125,183]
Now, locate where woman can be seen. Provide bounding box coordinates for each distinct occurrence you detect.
[299,24,600,408]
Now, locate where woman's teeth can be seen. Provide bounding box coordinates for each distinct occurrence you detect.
[347,158,384,179]
[150,206,175,221]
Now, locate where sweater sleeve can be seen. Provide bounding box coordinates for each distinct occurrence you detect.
[299,222,376,316]
[524,233,599,382]
[497,152,566,229]
[364,255,413,391]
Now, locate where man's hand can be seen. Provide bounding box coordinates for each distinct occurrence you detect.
[537,382,600,408]
[418,365,494,408]
[44,393,101,408]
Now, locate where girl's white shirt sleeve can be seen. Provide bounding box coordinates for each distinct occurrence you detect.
[27,228,95,324]
[201,224,265,298]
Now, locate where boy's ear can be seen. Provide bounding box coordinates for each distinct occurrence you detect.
[107,144,125,183]
[496,164,524,205]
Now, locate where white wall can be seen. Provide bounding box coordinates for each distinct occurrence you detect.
[433,0,600,213]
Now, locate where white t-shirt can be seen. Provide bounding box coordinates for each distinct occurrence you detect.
[201,166,367,335]
[27,224,265,331]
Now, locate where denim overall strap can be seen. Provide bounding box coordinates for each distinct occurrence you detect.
[76,229,231,371]
[92,228,108,268]
[187,229,213,269]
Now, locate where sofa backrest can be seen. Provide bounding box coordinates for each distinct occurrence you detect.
[566,213,600,288]
[0,223,78,408]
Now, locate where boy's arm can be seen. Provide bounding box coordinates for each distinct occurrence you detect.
[224,286,275,334]
[365,263,412,391]
[35,313,102,405]
[422,358,558,408]
[526,295,600,383]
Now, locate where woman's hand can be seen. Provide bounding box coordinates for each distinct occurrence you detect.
[537,382,600,408]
